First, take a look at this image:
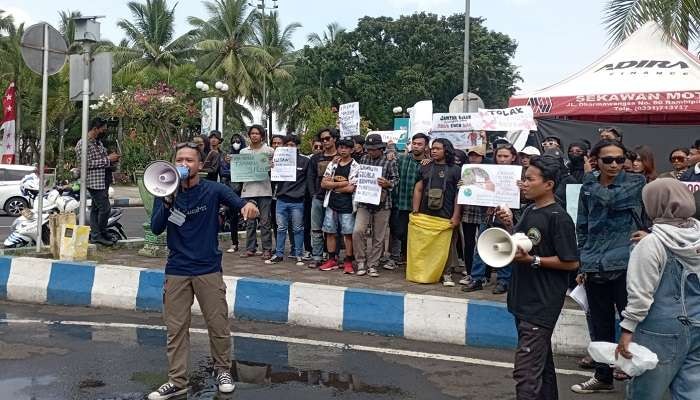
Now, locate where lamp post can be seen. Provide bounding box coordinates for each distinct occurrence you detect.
[250,0,279,139]
[195,80,228,136]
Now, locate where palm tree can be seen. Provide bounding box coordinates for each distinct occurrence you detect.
[188,0,263,99]
[307,22,345,47]
[114,0,194,77]
[604,0,698,48]
[0,9,14,35]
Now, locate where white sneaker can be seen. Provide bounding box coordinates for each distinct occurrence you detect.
[459,275,472,285]
[216,370,235,393]
[369,267,379,277]
[226,245,238,253]
[295,257,305,266]
[443,274,455,287]
[148,382,187,400]
[356,263,367,276]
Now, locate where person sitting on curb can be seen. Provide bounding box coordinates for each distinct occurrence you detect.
[148,143,258,400]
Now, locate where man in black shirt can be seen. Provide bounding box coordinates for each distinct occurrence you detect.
[495,155,579,400]
[307,128,339,267]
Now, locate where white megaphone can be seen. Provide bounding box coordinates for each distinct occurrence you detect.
[143,160,189,197]
[477,227,533,268]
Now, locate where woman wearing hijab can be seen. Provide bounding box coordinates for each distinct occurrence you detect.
[616,179,700,400]
[223,133,247,253]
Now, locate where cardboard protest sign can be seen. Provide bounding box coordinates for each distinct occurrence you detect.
[339,102,360,137]
[430,131,483,150]
[271,147,297,182]
[478,106,537,131]
[231,153,270,182]
[431,113,483,132]
[368,130,404,143]
[458,164,522,208]
[354,164,383,205]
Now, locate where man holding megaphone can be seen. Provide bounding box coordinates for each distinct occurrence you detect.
[489,155,579,400]
[146,142,259,400]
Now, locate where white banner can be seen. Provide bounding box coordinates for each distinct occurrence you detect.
[478,106,537,131]
[354,164,383,205]
[369,130,404,143]
[409,100,433,136]
[430,131,483,150]
[271,147,297,182]
[458,164,522,208]
[431,113,483,132]
[566,184,583,225]
[339,102,360,137]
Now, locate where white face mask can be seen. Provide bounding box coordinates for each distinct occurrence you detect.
[232,143,241,151]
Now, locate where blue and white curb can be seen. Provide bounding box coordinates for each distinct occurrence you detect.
[0,257,589,355]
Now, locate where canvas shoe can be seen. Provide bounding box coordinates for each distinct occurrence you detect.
[148,382,187,400]
[571,377,614,394]
[265,255,284,264]
[216,370,235,393]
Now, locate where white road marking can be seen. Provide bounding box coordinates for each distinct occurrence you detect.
[0,317,592,377]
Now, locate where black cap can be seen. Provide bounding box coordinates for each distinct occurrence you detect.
[209,130,222,140]
[337,138,354,148]
[364,134,385,150]
[543,135,561,145]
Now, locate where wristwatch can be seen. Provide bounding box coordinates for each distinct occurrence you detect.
[531,255,541,269]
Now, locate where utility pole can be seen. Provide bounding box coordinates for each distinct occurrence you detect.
[253,0,279,139]
[463,0,470,113]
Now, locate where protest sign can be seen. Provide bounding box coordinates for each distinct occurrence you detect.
[339,102,360,137]
[566,184,583,225]
[684,182,700,193]
[431,113,483,132]
[458,164,522,208]
[355,164,383,205]
[409,100,433,136]
[430,131,483,150]
[478,106,537,131]
[271,147,297,182]
[368,130,404,143]
[231,153,270,182]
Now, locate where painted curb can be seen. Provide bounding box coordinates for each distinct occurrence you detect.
[0,256,590,355]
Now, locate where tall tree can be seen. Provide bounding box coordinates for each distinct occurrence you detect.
[307,22,345,47]
[604,0,699,48]
[0,9,14,35]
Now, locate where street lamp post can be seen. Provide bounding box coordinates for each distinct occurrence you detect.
[250,0,279,140]
[196,80,229,136]
[463,0,470,113]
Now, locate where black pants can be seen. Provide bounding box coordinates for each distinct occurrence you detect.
[303,197,312,253]
[585,272,628,384]
[390,210,411,260]
[88,188,111,240]
[513,319,558,400]
[461,222,479,275]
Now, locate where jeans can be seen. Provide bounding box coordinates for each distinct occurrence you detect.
[244,196,273,252]
[513,319,558,400]
[274,200,304,258]
[310,198,325,261]
[626,255,700,400]
[88,188,111,240]
[471,224,512,285]
[585,272,628,384]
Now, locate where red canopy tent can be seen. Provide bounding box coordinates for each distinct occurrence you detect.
[509,22,700,125]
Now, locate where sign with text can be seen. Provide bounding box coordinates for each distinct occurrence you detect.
[339,102,360,137]
[271,147,297,182]
[354,164,383,205]
[478,106,537,131]
[369,130,404,143]
[231,153,270,182]
[431,113,483,132]
[430,131,483,150]
[458,164,522,208]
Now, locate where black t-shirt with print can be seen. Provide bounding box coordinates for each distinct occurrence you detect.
[328,161,354,213]
[507,202,579,329]
[419,163,461,220]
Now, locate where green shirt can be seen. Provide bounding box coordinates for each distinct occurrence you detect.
[393,153,424,211]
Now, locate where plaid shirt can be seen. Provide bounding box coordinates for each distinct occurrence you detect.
[461,205,487,224]
[75,138,110,190]
[393,153,425,211]
[357,154,399,210]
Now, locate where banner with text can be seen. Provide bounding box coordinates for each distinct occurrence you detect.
[369,130,405,144]
[231,153,270,182]
[431,113,483,132]
[478,106,537,131]
[458,164,522,208]
[355,164,383,205]
[271,147,297,182]
[430,131,483,150]
[339,102,360,137]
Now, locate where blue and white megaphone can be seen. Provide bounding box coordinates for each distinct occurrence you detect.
[143,160,189,197]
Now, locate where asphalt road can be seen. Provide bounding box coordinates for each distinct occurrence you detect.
[0,207,147,242]
[0,301,626,400]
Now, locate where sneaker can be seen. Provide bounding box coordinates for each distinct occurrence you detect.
[216,370,235,393]
[319,259,338,271]
[462,280,483,292]
[309,260,320,269]
[458,275,472,285]
[571,377,614,394]
[443,274,455,287]
[265,255,284,264]
[381,259,396,270]
[492,282,508,295]
[356,263,367,276]
[369,267,379,277]
[226,245,238,253]
[295,257,305,267]
[302,251,313,261]
[240,250,256,258]
[255,250,263,256]
[343,260,354,274]
[148,382,187,400]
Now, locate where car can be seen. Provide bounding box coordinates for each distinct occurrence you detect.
[0,165,36,216]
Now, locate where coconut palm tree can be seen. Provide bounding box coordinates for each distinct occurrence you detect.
[0,9,14,36]
[604,0,699,48]
[307,22,345,47]
[113,0,194,77]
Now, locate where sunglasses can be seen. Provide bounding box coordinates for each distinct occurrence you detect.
[313,145,322,150]
[600,156,626,165]
[176,142,199,150]
[320,136,332,142]
[671,156,687,163]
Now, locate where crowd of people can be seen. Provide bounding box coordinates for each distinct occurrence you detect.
[142,123,700,400]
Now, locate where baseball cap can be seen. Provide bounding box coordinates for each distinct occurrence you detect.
[337,138,354,148]
[467,145,486,156]
[209,130,222,140]
[542,135,561,145]
[364,134,385,150]
[519,146,541,156]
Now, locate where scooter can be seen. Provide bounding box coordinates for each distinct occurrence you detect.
[58,181,128,242]
[3,185,72,248]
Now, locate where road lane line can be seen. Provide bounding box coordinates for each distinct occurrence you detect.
[0,317,592,377]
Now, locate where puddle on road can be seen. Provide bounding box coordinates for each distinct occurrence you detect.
[0,375,58,400]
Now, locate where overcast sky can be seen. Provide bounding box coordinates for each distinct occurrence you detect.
[5,0,613,93]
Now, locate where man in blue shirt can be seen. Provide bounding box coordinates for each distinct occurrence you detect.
[148,142,258,400]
